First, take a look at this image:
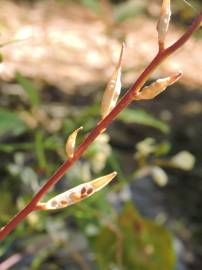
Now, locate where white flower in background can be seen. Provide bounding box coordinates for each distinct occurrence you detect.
[151,166,168,187]
[171,151,195,171]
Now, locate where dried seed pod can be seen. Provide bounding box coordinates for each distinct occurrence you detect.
[66,126,83,158]
[135,71,182,100]
[101,43,125,119]
[37,172,117,210]
[157,0,171,50]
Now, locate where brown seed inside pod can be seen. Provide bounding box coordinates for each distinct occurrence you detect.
[61,200,68,206]
[70,192,81,202]
[51,200,58,208]
[87,187,93,195]
[81,187,87,194]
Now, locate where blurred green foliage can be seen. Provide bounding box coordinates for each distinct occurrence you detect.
[79,0,101,14]
[0,108,28,136]
[75,0,202,25]
[119,108,169,133]
[94,203,176,270]
[16,73,41,107]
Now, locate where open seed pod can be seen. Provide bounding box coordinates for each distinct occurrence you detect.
[37,172,117,210]
[135,71,182,100]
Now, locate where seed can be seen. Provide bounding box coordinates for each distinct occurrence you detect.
[60,200,68,206]
[70,192,81,202]
[51,200,58,208]
[81,186,87,194]
[87,187,93,195]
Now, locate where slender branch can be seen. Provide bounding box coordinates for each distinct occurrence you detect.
[0,12,201,241]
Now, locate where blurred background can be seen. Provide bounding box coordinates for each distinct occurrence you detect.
[0,0,202,269]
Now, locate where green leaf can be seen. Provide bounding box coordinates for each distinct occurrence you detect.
[0,191,14,219]
[0,53,3,63]
[154,141,171,156]
[0,108,27,136]
[16,73,40,107]
[80,0,101,14]
[118,108,170,133]
[113,0,146,22]
[35,131,47,169]
[94,203,176,270]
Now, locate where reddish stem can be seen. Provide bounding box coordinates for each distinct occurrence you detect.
[0,12,201,241]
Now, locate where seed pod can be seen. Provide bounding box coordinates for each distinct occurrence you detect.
[157,0,171,50]
[66,127,83,158]
[37,172,117,210]
[135,71,182,100]
[101,43,125,119]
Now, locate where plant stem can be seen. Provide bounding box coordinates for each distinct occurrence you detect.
[0,12,201,241]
